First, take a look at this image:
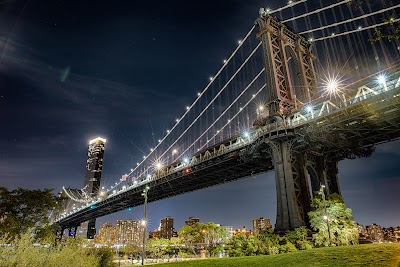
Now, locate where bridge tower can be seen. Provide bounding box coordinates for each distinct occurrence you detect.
[256,12,340,231]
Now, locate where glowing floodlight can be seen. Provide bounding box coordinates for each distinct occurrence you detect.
[155,162,163,170]
[377,74,386,84]
[306,105,313,113]
[243,131,250,138]
[183,157,189,164]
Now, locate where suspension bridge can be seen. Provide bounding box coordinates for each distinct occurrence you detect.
[54,0,400,236]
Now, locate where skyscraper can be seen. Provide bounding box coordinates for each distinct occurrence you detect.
[84,137,106,239]
[160,216,175,239]
[252,217,272,235]
[98,222,116,244]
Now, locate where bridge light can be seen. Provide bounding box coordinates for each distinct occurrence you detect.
[306,105,313,113]
[155,162,163,170]
[185,168,190,174]
[172,149,178,155]
[223,59,227,63]
[209,76,213,81]
[238,40,242,44]
[176,118,179,122]
[327,80,338,93]
[147,174,151,179]
[100,191,105,196]
[183,157,189,164]
[323,215,328,221]
[377,74,386,84]
[158,139,161,143]
[137,162,139,166]
[243,131,250,138]
[141,220,146,226]
[186,106,190,110]
[143,156,146,159]
[167,129,170,133]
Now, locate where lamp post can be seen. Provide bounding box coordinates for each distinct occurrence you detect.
[141,186,149,265]
[320,184,332,247]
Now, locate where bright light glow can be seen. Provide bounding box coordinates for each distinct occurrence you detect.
[100,191,105,196]
[306,105,313,113]
[155,162,163,170]
[258,105,264,111]
[136,162,139,166]
[141,220,146,226]
[183,157,189,164]
[323,215,328,220]
[223,59,227,63]
[377,74,386,84]
[238,40,242,44]
[209,76,213,81]
[130,169,133,172]
[147,174,151,179]
[150,148,153,151]
[143,156,146,159]
[112,190,116,194]
[158,139,161,143]
[167,129,170,133]
[122,186,126,190]
[172,149,178,155]
[321,72,345,97]
[197,92,201,96]
[243,131,250,138]
[186,106,190,110]
[89,137,106,145]
[176,118,179,122]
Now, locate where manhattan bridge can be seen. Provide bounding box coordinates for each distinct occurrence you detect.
[54,0,400,237]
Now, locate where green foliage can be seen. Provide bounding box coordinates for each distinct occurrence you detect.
[0,230,108,267]
[0,187,60,239]
[308,193,359,247]
[284,227,313,250]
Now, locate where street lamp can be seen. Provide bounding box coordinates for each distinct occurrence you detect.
[141,186,150,265]
[320,184,333,247]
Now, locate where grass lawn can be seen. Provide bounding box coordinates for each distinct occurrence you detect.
[149,243,400,267]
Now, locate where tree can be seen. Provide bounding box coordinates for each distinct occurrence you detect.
[308,193,359,247]
[284,227,313,250]
[0,187,60,239]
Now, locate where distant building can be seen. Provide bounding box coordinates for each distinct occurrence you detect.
[185,217,200,227]
[84,137,107,239]
[116,220,144,245]
[233,226,252,236]
[366,223,384,242]
[160,217,175,239]
[97,222,116,244]
[252,217,272,235]
[222,226,234,240]
[149,229,161,239]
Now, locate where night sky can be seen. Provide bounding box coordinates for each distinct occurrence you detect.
[1,0,399,232]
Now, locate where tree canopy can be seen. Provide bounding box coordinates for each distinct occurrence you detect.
[0,186,59,239]
[308,193,359,247]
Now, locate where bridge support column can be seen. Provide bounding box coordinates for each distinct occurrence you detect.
[326,160,341,195]
[268,140,312,231]
[68,225,78,238]
[87,219,96,239]
[55,226,65,243]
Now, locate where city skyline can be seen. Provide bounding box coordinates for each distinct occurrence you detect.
[1,0,400,231]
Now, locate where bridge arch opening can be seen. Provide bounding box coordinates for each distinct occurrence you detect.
[285,45,306,106]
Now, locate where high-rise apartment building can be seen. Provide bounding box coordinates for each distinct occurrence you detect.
[98,222,116,244]
[160,217,175,239]
[84,137,106,239]
[252,217,272,235]
[185,217,200,227]
[116,220,144,245]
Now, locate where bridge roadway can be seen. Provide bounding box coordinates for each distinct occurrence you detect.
[56,72,400,228]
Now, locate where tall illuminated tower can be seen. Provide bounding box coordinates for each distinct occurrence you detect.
[83,137,106,239]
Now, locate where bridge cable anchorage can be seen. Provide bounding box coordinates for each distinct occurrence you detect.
[282,0,351,23]
[199,84,267,151]
[120,26,257,182]
[132,42,263,179]
[312,18,400,42]
[175,68,266,162]
[299,3,400,35]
